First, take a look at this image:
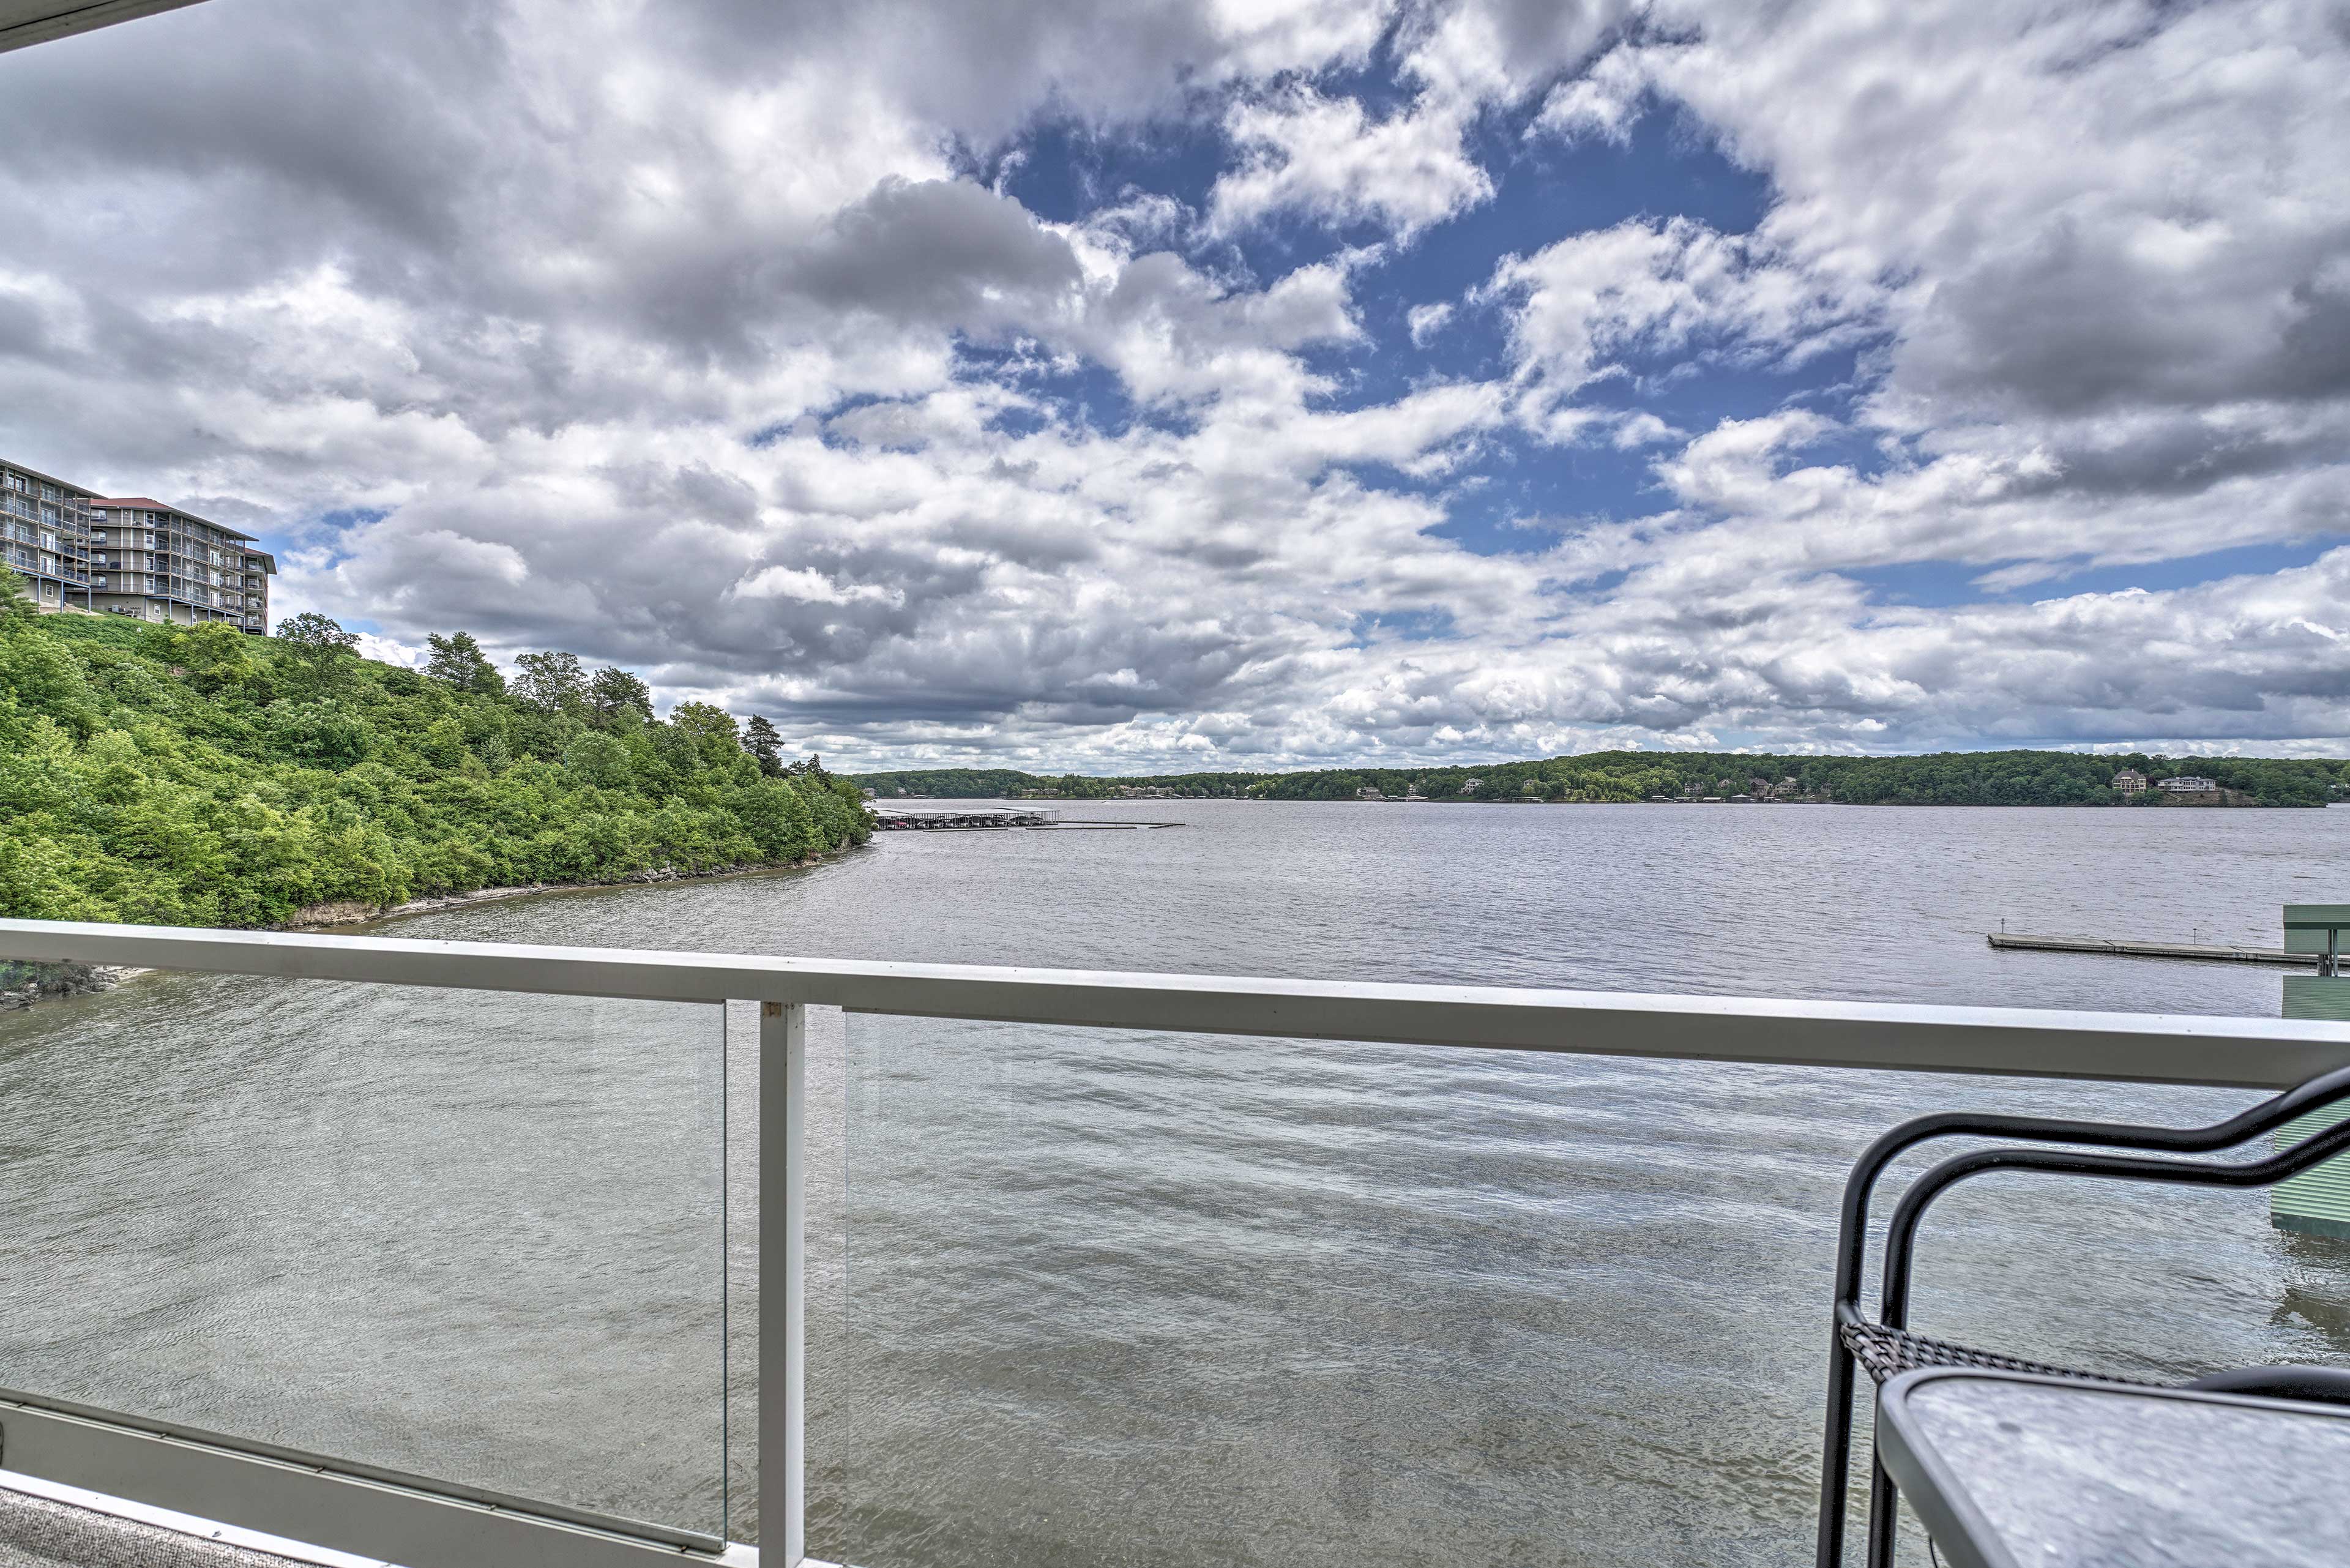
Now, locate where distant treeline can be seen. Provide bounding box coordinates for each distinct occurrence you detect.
[854,752,2349,807]
[0,577,872,928]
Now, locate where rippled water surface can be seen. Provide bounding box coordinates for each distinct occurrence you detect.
[4,802,2349,1564]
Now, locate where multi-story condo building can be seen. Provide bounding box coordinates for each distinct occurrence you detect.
[0,458,97,612]
[2,458,275,634]
[88,496,274,634]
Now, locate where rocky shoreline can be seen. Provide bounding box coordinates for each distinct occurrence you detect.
[0,849,867,1015]
[283,848,864,930]
[0,961,140,1012]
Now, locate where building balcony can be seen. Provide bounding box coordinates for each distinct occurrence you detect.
[0,920,2346,1568]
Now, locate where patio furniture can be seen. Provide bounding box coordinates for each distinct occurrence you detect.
[1873,1366,2350,1568]
[1817,1063,2350,1568]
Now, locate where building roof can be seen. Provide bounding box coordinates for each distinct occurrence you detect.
[1,457,100,498]
[0,1,206,55]
[95,499,258,542]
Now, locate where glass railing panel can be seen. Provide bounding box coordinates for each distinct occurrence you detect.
[0,955,730,1540]
[832,1010,2350,1568]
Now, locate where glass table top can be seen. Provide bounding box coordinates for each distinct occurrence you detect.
[1878,1370,2350,1568]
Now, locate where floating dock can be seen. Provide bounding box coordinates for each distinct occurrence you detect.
[1988,933,2317,966]
[874,808,1050,831]
[872,808,1185,832]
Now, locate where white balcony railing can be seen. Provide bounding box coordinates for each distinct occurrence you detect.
[1,916,2347,1568]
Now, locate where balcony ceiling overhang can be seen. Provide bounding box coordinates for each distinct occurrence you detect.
[0,0,205,54]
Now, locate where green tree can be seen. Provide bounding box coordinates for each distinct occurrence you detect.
[264,700,371,767]
[276,612,360,690]
[423,631,505,696]
[668,702,744,772]
[562,730,634,790]
[588,665,652,728]
[736,776,815,859]
[512,649,588,715]
[742,714,785,775]
[177,620,267,695]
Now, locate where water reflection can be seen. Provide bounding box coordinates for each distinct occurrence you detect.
[2,802,2346,1562]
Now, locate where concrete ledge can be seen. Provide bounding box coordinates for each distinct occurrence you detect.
[0,1471,390,1567]
[0,1395,741,1568]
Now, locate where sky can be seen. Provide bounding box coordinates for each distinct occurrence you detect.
[1,0,2346,770]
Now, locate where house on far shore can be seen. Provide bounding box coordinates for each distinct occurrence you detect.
[2113,769,2149,795]
[1357,786,1384,801]
[2158,775,2220,793]
[1460,777,1482,794]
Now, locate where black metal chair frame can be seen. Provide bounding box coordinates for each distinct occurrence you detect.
[1816,1063,2350,1568]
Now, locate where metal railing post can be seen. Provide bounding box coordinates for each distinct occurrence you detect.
[758,1001,806,1565]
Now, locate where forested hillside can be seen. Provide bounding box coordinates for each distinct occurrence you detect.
[0,580,870,928]
[857,750,2348,805]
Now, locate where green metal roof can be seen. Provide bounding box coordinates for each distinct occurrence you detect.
[2275,977,2350,1236]
[2285,906,2350,955]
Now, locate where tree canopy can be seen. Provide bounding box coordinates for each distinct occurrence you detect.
[852,750,2348,807]
[0,592,871,927]
[423,630,504,696]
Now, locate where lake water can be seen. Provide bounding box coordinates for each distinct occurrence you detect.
[4,802,2349,1566]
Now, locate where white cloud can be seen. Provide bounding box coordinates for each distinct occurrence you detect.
[1,0,2344,770]
[1635,0,2350,458]
[1205,0,1643,241]
[728,566,902,607]
[1399,0,1642,110]
[1209,88,1491,239]
[1534,43,1649,143]
[1482,217,1873,439]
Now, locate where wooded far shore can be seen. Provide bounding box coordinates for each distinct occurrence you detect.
[854,753,2348,807]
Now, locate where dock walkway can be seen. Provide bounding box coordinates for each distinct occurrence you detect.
[1988,933,2316,966]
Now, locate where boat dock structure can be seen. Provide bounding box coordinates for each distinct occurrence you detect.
[873,807,1051,831]
[1988,933,2321,966]
[871,807,1185,832]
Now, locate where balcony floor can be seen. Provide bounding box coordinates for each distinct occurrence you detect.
[0,1477,378,1568]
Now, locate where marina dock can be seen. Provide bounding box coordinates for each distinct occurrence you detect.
[1988,932,2317,966]
[875,807,1050,830]
[873,807,1185,832]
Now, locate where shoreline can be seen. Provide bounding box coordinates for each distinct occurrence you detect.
[283,844,870,931]
[0,848,870,1014]
[884,794,2308,808]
